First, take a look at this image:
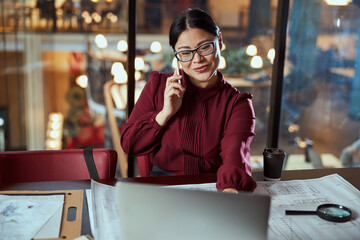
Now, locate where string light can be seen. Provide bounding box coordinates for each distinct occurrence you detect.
[76,75,88,88]
[92,12,102,24]
[0,117,4,127]
[150,41,162,53]
[114,70,128,83]
[117,40,128,52]
[324,0,351,6]
[267,48,275,64]
[135,71,142,81]
[46,113,63,150]
[250,56,263,69]
[95,34,107,49]
[135,57,145,71]
[111,62,125,76]
[82,11,90,19]
[246,45,257,56]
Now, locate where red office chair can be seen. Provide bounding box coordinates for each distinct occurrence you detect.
[0,148,117,184]
[104,79,153,177]
[137,155,152,177]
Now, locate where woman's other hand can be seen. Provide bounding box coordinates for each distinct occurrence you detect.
[223,188,239,194]
[155,70,186,126]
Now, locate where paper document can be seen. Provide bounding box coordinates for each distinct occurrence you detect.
[88,180,121,240]
[33,195,64,239]
[85,189,94,235]
[0,194,64,240]
[164,182,218,192]
[254,174,360,240]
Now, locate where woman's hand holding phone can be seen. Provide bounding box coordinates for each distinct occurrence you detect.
[155,67,185,126]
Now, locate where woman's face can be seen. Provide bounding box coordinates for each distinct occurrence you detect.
[174,28,222,88]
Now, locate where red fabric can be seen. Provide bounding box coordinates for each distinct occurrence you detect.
[137,155,153,177]
[0,148,117,184]
[120,71,256,191]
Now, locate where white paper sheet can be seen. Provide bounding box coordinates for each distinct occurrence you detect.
[89,180,121,240]
[33,195,64,239]
[0,194,64,240]
[164,182,218,192]
[85,189,95,236]
[254,174,360,240]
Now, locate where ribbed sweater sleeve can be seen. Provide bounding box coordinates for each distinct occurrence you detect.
[216,95,257,191]
[120,72,167,155]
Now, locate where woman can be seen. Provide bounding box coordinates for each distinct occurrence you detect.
[120,8,256,192]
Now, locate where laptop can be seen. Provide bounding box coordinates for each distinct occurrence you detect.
[115,182,270,240]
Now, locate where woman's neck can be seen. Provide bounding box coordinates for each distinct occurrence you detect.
[188,70,220,88]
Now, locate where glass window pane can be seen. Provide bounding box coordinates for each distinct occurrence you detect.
[0,0,128,151]
[2,1,278,174]
[279,0,360,169]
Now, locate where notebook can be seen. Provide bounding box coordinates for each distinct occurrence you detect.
[115,182,270,240]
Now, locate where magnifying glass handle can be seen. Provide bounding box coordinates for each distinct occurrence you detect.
[286,210,317,215]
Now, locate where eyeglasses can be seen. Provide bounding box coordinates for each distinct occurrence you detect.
[174,38,217,62]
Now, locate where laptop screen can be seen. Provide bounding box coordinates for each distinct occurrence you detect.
[115,182,270,240]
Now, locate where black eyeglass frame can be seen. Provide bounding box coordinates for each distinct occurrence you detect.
[174,38,218,62]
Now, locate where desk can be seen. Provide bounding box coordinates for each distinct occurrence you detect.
[1,168,359,237]
[114,168,360,190]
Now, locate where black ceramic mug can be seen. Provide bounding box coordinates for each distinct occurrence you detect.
[263,148,286,181]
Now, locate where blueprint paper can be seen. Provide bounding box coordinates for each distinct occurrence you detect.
[254,174,360,240]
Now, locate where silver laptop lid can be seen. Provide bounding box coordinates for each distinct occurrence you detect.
[115,182,270,240]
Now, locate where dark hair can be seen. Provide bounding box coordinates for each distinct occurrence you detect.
[169,8,220,50]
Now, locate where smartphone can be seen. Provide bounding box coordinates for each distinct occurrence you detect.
[175,59,181,84]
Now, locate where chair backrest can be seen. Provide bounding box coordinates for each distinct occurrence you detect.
[0,148,117,184]
[104,80,128,177]
[104,80,152,177]
[137,155,152,177]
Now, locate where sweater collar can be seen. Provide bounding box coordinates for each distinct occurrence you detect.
[183,71,225,101]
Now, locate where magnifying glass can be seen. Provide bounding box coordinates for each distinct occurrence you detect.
[285,204,352,222]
